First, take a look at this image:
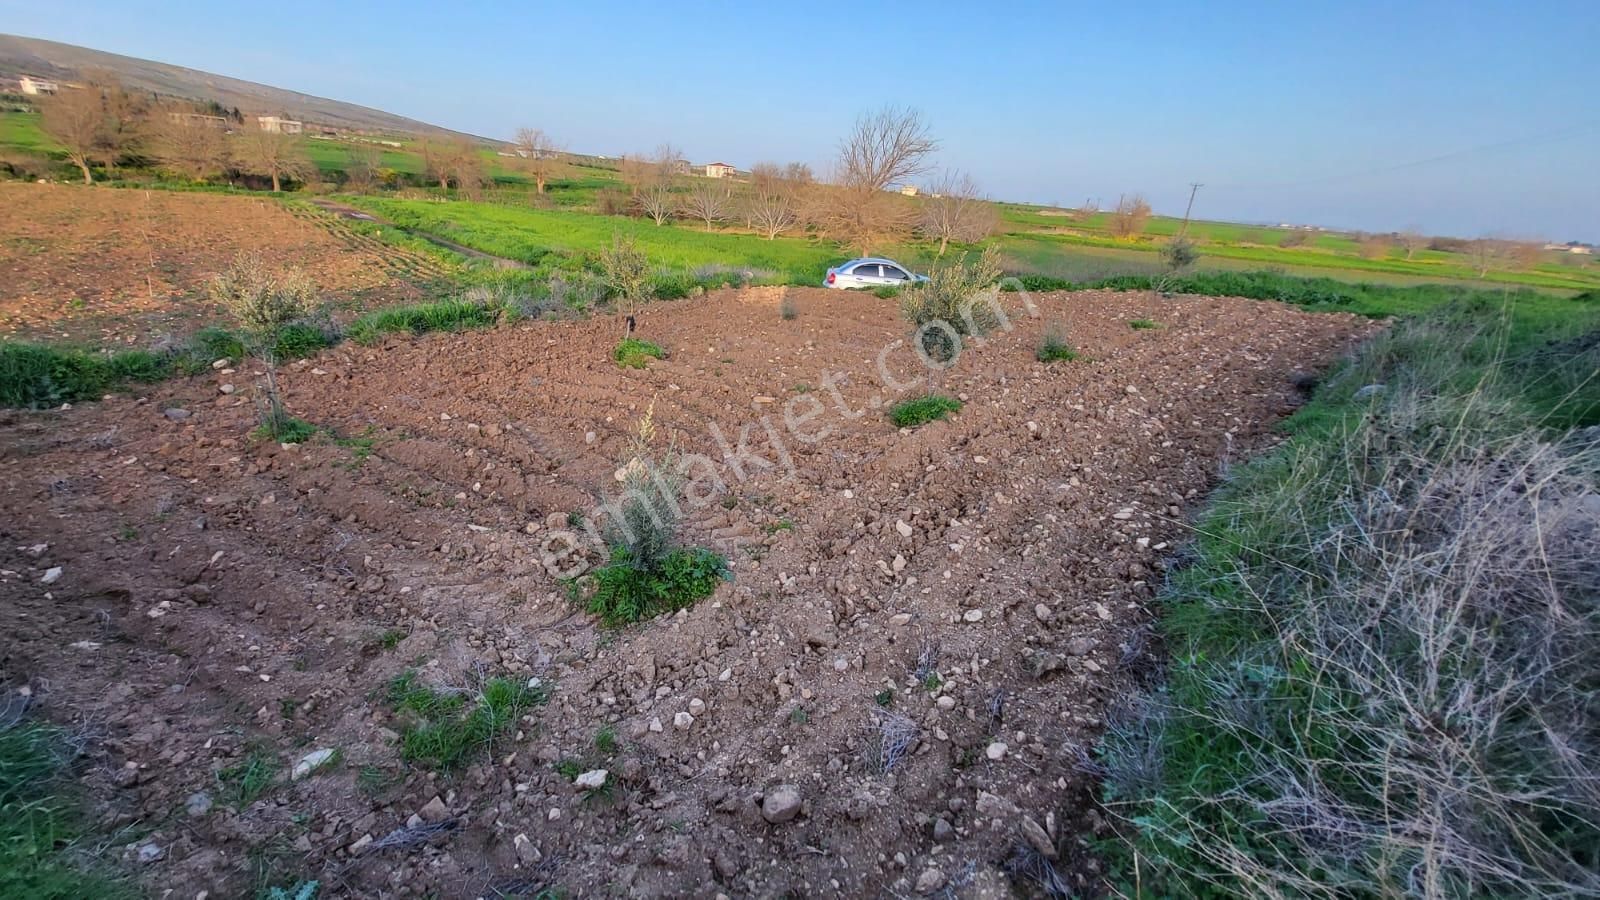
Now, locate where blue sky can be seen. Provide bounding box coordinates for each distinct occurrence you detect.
[6,0,1597,240]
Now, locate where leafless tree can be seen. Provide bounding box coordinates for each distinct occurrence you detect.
[89,71,145,176]
[234,130,316,192]
[1358,235,1392,260]
[823,106,938,254]
[419,138,450,191]
[629,143,682,225]
[39,85,112,184]
[1108,194,1152,239]
[1468,238,1500,277]
[514,127,562,194]
[447,139,486,199]
[152,110,230,181]
[745,161,809,239]
[680,180,733,231]
[917,171,999,256]
[1398,226,1428,261]
[343,144,382,192]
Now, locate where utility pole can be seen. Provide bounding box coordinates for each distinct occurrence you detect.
[1178,182,1203,238]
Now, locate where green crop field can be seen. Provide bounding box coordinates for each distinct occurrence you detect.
[0,111,55,153]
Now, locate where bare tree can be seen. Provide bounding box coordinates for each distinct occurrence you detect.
[1358,235,1392,260]
[823,106,939,254]
[745,161,809,239]
[514,127,563,194]
[235,130,315,192]
[1108,194,1152,239]
[39,86,111,184]
[680,181,733,231]
[343,144,382,193]
[917,171,999,256]
[446,139,486,199]
[89,71,145,176]
[629,143,682,226]
[419,138,450,191]
[152,110,230,182]
[1467,238,1500,278]
[1398,227,1428,261]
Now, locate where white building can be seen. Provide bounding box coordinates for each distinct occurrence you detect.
[19,74,59,95]
[257,115,304,135]
[703,162,737,179]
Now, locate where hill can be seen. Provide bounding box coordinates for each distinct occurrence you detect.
[0,33,479,138]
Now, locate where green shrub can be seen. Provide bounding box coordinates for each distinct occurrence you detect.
[0,343,171,408]
[888,394,962,428]
[386,670,544,769]
[584,546,730,626]
[613,337,665,369]
[1035,336,1079,362]
[252,416,317,444]
[347,297,505,345]
[1128,318,1159,330]
[899,246,1005,363]
[872,285,901,299]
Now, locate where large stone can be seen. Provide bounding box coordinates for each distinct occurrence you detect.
[575,769,608,790]
[760,785,802,824]
[418,795,451,823]
[292,748,337,781]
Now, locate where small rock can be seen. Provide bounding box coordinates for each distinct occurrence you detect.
[575,769,608,790]
[895,519,913,538]
[674,711,695,729]
[761,785,803,823]
[963,609,984,623]
[291,748,337,781]
[1066,637,1098,657]
[649,717,663,733]
[211,358,230,369]
[513,832,540,865]
[40,567,62,584]
[932,818,954,842]
[1020,815,1057,859]
[164,408,191,422]
[137,842,165,864]
[936,695,956,711]
[976,790,1007,816]
[888,613,912,627]
[1034,603,1053,623]
[219,384,236,395]
[186,792,213,817]
[986,741,1008,761]
[688,697,706,716]
[418,795,451,823]
[916,867,946,894]
[348,833,373,855]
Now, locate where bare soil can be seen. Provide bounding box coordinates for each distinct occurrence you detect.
[0,286,1375,898]
[0,183,446,345]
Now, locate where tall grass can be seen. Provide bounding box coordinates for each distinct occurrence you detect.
[1097,306,1600,898]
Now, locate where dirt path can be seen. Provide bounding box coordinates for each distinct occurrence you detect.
[0,286,1375,897]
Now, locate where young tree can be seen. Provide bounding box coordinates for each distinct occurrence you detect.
[1468,238,1501,277]
[598,234,652,335]
[680,181,733,231]
[209,253,317,439]
[1358,235,1392,259]
[824,106,939,254]
[917,171,999,256]
[235,130,315,192]
[1108,194,1152,239]
[513,127,562,194]
[39,86,111,184]
[420,138,450,191]
[152,111,230,182]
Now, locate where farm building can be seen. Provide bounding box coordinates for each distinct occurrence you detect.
[19,74,59,94]
[899,184,919,196]
[167,111,229,128]
[703,161,737,178]
[257,115,304,134]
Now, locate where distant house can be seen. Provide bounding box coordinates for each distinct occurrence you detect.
[703,162,737,179]
[899,184,919,197]
[19,74,59,95]
[257,115,304,135]
[1544,241,1594,255]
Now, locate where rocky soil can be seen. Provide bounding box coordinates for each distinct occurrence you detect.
[0,285,1376,897]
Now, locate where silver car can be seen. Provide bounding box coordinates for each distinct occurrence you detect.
[823,257,928,290]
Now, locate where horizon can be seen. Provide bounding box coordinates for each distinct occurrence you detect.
[3,1,1597,242]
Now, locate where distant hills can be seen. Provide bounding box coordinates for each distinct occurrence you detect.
[0,33,478,139]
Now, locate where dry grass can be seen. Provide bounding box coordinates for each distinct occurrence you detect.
[1100,309,1600,898]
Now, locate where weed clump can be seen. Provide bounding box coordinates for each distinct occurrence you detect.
[1035,325,1080,362]
[613,337,665,369]
[0,343,171,408]
[386,670,544,770]
[346,296,505,345]
[1128,318,1159,330]
[889,394,962,428]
